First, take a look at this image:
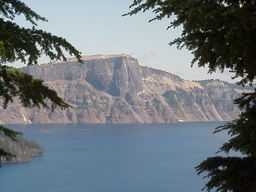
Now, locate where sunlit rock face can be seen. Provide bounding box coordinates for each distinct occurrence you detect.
[0,54,249,124]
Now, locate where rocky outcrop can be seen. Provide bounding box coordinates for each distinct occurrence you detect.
[0,135,44,163]
[0,54,250,124]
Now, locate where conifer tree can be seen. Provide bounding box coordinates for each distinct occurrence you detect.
[0,0,81,158]
[126,1,256,191]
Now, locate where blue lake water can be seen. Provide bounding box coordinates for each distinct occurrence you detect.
[0,122,229,192]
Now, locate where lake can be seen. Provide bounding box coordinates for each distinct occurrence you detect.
[0,122,228,192]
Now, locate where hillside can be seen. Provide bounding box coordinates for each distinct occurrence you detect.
[0,135,44,163]
[0,54,248,124]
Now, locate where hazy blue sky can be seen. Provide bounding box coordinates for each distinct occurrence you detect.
[17,0,234,82]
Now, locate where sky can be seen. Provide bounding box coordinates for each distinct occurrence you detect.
[15,0,234,82]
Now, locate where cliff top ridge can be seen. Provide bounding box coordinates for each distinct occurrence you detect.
[53,54,133,64]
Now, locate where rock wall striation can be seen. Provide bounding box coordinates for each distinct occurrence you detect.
[0,54,249,124]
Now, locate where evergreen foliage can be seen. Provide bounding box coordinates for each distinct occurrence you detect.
[0,0,81,159]
[126,1,256,191]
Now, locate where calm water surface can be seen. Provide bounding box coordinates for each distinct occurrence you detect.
[0,122,228,192]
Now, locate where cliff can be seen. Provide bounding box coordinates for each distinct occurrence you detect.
[0,54,249,124]
[0,135,44,163]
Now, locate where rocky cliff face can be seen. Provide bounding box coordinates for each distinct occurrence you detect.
[0,135,44,163]
[0,54,249,124]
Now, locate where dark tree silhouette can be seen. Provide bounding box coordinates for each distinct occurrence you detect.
[0,0,81,158]
[126,1,256,191]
